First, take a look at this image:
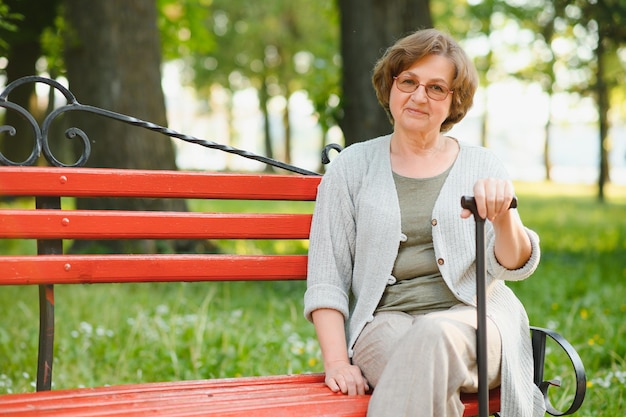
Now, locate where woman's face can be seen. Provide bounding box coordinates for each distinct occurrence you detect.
[389,54,454,137]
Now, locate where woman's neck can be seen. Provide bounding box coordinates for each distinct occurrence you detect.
[390,135,459,178]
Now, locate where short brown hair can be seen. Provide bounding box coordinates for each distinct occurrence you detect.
[371,28,478,132]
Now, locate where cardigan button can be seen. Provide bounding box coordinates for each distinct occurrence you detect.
[387,276,397,285]
[437,258,445,265]
[431,219,437,226]
[399,233,408,242]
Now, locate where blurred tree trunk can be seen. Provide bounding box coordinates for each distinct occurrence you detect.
[259,75,274,173]
[543,112,552,181]
[63,0,190,253]
[337,0,432,146]
[3,39,41,164]
[1,0,59,165]
[596,31,609,202]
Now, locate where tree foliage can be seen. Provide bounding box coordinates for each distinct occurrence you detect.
[440,0,626,199]
[158,0,340,166]
[0,1,21,54]
[543,0,626,199]
[1,0,625,195]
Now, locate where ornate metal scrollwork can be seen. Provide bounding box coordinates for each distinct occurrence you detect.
[0,77,49,166]
[0,75,332,175]
[321,143,343,165]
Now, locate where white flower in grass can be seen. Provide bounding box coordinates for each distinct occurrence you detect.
[590,370,626,388]
[287,333,305,355]
[79,321,93,335]
[156,304,170,316]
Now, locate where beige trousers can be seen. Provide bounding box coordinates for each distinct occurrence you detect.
[352,305,502,417]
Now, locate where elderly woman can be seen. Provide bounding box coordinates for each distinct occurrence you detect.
[304,28,545,417]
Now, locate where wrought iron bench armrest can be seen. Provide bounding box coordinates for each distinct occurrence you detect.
[530,326,586,416]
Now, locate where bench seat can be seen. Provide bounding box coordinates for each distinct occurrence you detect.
[0,373,500,417]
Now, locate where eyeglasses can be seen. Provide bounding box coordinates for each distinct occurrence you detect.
[393,74,453,101]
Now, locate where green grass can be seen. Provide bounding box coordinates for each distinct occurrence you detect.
[0,181,625,416]
[510,182,626,416]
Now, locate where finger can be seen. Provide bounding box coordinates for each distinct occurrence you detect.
[339,369,361,396]
[473,181,488,219]
[347,368,368,395]
[502,181,515,214]
[486,178,501,220]
[492,180,514,220]
[481,178,507,221]
[494,180,509,217]
[325,376,341,393]
[357,376,369,395]
[344,373,359,396]
[347,380,356,396]
[336,376,349,394]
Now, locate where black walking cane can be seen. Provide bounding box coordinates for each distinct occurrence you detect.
[461,196,517,417]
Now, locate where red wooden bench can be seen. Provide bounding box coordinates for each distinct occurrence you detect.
[0,167,585,417]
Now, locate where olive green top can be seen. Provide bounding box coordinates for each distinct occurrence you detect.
[376,168,459,315]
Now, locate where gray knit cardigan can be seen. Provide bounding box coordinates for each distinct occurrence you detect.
[304,135,546,417]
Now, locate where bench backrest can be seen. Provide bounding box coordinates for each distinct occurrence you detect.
[0,167,320,284]
[0,166,321,389]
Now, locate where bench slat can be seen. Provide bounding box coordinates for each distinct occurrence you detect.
[0,167,320,200]
[0,374,499,417]
[0,210,312,239]
[0,255,308,285]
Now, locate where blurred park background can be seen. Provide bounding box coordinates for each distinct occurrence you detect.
[0,1,624,416]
